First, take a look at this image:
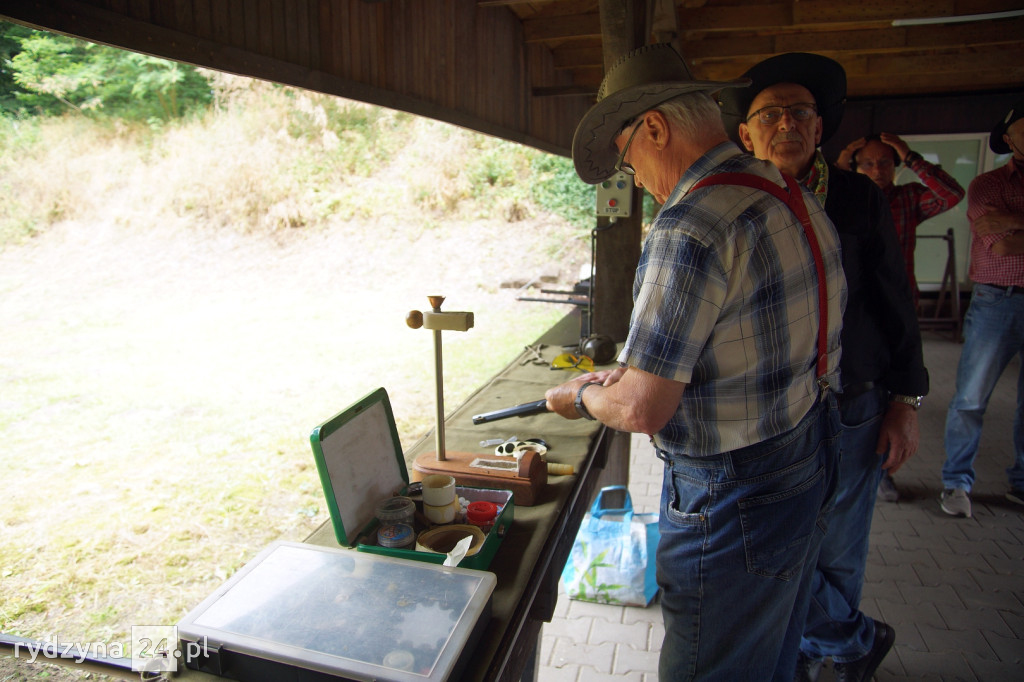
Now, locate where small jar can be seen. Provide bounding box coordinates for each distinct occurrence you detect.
[421,474,456,506]
[377,522,415,549]
[424,497,459,524]
[466,501,498,531]
[376,496,415,528]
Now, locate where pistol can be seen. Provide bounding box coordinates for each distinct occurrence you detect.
[471,399,548,425]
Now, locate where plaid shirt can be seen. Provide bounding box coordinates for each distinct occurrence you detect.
[885,152,965,299]
[620,143,846,457]
[966,158,1024,286]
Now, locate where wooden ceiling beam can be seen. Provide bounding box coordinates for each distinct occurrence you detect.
[903,15,1024,49]
[558,61,1024,97]
[851,45,1024,77]
[692,44,1024,95]
[682,16,1024,62]
[522,12,601,41]
[846,68,1024,96]
[552,45,604,68]
[676,2,793,33]
[794,0,958,25]
[548,16,1022,72]
[517,1,1022,105]
[677,0,1022,33]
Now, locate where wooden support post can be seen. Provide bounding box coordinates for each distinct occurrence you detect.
[593,0,646,344]
[592,215,641,342]
[591,0,648,489]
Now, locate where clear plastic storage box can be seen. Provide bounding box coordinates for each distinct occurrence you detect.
[177,541,495,681]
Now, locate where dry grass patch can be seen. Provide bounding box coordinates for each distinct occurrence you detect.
[0,81,592,680]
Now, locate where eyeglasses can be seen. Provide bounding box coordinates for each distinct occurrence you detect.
[614,119,643,176]
[550,353,595,372]
[746,103,817,126]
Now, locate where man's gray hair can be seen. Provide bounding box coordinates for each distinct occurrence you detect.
[655,92,727,140]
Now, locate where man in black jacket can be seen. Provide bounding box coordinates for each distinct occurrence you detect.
[719,54,929,682]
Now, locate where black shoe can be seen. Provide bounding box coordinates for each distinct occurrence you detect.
[794,652,823,682]
[833,620,895,682]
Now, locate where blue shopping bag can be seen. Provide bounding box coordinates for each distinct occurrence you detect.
[560,485,660,606]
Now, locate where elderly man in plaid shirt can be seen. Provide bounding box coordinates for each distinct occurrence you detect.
[545,44,846,681]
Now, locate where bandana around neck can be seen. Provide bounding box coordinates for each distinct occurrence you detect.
[800,150,830,207]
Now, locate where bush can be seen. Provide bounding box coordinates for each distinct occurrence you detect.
[529,154,597,229]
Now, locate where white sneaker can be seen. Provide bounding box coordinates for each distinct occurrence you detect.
[940,488,972,518]
[878,472,900,502]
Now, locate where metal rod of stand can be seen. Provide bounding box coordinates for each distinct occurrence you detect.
[406,295,474,462]
[433,323,446,461]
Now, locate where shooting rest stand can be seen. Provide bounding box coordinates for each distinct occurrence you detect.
[406,296,547,505]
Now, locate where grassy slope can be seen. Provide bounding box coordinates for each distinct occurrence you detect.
[0,77,592,677]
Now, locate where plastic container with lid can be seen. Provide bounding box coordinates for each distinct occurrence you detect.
[424,498,459,524]
[466,501,499,531]
[377,522,415,549]
[421,474,456,506]
[177,541,496,682]
[375,495,415,528]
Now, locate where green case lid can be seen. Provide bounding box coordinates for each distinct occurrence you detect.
[309,388,409,547]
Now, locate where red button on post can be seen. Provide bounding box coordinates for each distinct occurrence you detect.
[608,199,618,207]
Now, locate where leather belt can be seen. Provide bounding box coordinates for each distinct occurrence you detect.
[840,381,879,402]
[982,283,1024,295]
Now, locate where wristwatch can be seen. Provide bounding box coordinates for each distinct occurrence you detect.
[890,394,923,410]
[575,382,601,420]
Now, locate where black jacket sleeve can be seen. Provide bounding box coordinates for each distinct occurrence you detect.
[826,167,929,396]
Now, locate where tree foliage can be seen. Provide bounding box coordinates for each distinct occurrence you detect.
[0,21,211,120]
[0,21,32,112]
[529,153,597,229]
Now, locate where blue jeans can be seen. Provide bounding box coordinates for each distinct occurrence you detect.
[801,388,887,662]
[655,394,840,682]
[942,284,1024,492]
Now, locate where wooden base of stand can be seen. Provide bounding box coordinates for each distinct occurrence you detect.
[411,449,547,506]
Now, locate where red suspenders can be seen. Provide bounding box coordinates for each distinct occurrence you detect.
[690,172,830,381]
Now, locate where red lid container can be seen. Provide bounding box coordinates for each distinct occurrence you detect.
[466,501,498,527]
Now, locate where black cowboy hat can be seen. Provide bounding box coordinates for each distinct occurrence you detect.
[571,43,749,184]
[717,53,847,147]
[989,97,1024,154]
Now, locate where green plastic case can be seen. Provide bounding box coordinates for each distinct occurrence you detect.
[309,387,512,569]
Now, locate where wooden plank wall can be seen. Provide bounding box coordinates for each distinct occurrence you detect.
[2,0,591,156]
[822,90,1024,159]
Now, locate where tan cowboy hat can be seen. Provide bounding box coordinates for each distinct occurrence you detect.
[717,53,847,147]
[989,97,1024,154]
[571,43,749,184]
